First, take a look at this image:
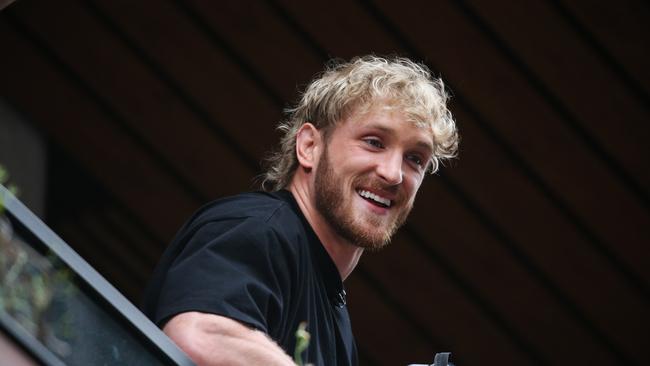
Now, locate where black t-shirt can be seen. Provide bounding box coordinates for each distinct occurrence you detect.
[142,190,358,366]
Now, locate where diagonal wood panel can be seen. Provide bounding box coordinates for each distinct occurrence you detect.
[455,0,650,285]
[469,0,650,192]
[559,0,650,96]
[1,0,648,365]
[183,0,324,102]
[370,0,650,272]
[369,1,648,362]
[256,2,559,364]
[445,109,649,362]
[262,0,644,364]
[57,220,142,298]
[0,15,197,241]
[14,0,256,201]
[86,0,283,170]
[409,182,618,365]
[360,233,535,366]
[346,272,438,366]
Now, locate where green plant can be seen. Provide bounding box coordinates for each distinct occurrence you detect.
[294,321,312,366]
[0,164,75,357]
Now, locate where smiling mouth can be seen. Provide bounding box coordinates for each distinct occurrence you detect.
[357,189,392,208]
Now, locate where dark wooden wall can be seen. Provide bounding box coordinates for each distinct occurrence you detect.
[1,1,648,365]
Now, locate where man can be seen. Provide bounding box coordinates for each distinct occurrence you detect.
[142,55,459,365]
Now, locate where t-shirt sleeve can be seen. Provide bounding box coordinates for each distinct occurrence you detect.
[152,217,295,335]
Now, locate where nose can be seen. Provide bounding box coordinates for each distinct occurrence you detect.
[376,151,403,185]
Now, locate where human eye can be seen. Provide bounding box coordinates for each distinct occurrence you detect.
[406,153,425,168]
[363,137,384,149]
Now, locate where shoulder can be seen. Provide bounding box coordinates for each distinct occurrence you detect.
[183,191,303,235]
[177,191,307,253]
[192,191,293,226]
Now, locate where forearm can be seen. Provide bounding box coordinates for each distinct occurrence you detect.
[163,312,296,366]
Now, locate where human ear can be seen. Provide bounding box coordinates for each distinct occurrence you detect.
[295,123,322,170]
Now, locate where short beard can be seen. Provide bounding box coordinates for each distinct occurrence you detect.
[314,145,411,250]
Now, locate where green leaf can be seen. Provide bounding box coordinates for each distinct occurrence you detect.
[294,321,311,366]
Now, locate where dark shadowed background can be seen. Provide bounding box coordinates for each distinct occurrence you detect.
[1,1,648,365]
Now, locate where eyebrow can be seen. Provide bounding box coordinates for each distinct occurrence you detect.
[365,124,434,152]
[415,140,435,154]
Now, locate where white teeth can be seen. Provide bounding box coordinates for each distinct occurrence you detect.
[357,190,391,207]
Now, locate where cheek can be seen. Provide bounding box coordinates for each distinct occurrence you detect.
[343,155,376,175]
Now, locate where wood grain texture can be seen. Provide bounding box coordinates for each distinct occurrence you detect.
[1,0,648,364]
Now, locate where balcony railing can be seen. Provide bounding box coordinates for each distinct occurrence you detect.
[0,184,194,365]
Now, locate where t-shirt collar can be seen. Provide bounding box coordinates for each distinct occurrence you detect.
[275,189,347,308]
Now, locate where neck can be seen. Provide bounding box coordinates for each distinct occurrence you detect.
[288,176,363,280]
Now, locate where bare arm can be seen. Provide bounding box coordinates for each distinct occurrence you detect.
[163,311,296,366]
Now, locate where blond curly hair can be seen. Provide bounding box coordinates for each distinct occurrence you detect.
[261,55,459,191]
